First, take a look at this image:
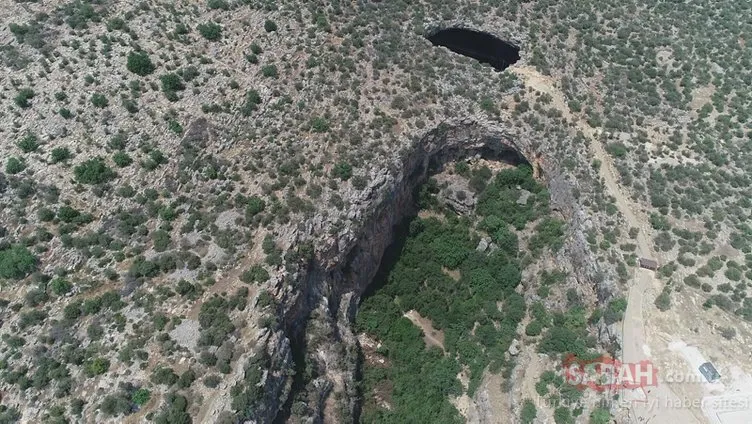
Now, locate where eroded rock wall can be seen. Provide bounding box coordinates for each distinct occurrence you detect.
[258,118,612,423]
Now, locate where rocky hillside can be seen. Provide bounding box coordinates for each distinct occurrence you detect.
[1,0,748,423]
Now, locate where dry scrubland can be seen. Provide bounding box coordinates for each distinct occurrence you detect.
[0,0,750,423]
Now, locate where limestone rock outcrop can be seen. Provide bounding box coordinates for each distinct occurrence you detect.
[258,118,614,422]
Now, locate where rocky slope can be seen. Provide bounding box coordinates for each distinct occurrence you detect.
[258,117,617,422]
[0,0,634,421]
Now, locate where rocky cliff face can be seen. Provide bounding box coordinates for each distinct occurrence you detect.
[258,118,613,423]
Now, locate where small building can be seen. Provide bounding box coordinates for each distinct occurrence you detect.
[639,257,659,271]
[699,362,720,383]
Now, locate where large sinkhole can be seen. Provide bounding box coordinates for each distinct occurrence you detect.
[427,27,521,71]
[355,156,566,422]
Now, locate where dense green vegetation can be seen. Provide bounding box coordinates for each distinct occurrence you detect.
[357,164,566,422]
[73,158,116,184]
[0,245,37,280]
[197,22,222,41]
[126,51,155,76]
[1,0,742,420]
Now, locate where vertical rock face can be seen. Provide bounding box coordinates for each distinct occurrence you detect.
[261,119,612,423]
[426,27,521,71]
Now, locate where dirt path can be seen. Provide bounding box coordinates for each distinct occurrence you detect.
[404,310,446,351]
[513,66,702,423]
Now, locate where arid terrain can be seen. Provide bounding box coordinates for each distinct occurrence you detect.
[0,0,751,423]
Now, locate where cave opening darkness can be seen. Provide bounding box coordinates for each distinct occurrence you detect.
[427,27,521,71]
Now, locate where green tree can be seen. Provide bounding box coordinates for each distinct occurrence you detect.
[0,245,37,280]
[50,278,73,296]
[261,64,278,78]
[655,288,671,311]
[521,399,537,424]
[525,320,544,336]
[84,358,110,377]
[207,0,229,10]
[132,388,151,406]
[51,147,72,163]
[160,73,185,101]
[554,407,574,424]
[74,158,116,184]
[246,196,266,218]
[589,407,611,424]
[126,51,155,76]
[14,88,34,108]
[332,162,352,180]
[198,22,222,40]
[241,265,270,284]
[240,89,262,116]
[264,19,277,32]
[604,297,627,324]
[91,93,109,108]
[311,116,330,132]
[6,157,25,174]
[154,393,191,424]
[16,132,39,153]
[605,141,628,158]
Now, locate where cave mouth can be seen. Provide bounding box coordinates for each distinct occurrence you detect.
[427,27,520,71]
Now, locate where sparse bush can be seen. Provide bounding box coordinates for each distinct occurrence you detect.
[74,158,116,184]
[241,90,262,116]
[720,327,736,340]
[126,51,155,76]
[132,388,150,406]
[0,245,37,280]
[264,19,277,32]
[91,93,108,108]
[51,147,72,163]
[332,162,352,181]
[112,151,133,168]
[14,88,34,108]
[6,157,25,174]
[240,265,269,284]
[16,132,39,153]
[160,73,185,101]
[655,288,671,311]
[311,117,330,132]
[521,399,537,424]
[261,64,278,78]
[84,358,110,377]
[198,22,222,41]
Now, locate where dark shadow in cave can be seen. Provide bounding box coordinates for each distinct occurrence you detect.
[353,143,532,422]
[428,143,529,174]
[427,27,520,71]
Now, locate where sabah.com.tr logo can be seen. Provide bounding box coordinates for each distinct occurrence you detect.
[563,353,659,392]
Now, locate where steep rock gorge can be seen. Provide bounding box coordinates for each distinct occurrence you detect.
[254,118,614,423]
[426,27,521,71]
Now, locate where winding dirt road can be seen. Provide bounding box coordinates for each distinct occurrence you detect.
[512,66,703,423]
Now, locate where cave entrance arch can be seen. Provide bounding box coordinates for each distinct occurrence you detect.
[427,27,521,71]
